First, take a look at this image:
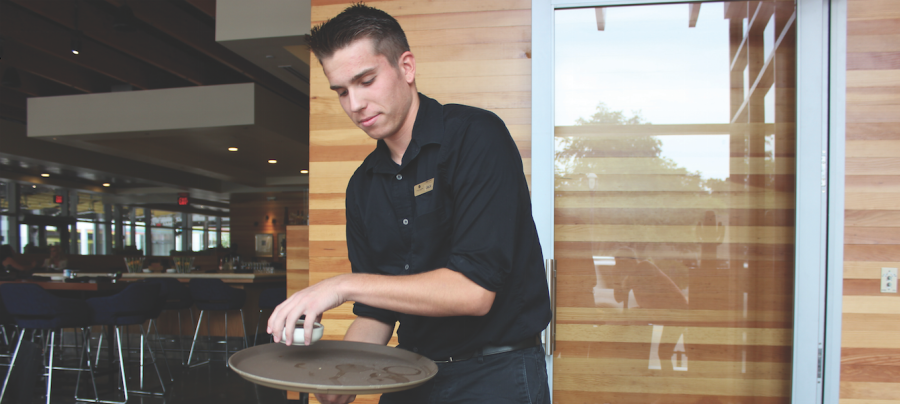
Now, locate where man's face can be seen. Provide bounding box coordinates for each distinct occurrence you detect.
[321,38,415,141]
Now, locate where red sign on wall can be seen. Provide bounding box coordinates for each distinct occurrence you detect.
[54,195,64,204]
[178,196,190,206]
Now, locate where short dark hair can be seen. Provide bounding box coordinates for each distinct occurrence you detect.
[308,3,410,65]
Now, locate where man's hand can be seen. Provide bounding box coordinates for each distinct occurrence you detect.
[267,275,348,346]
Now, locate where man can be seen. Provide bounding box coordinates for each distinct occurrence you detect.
[267,5,551,403]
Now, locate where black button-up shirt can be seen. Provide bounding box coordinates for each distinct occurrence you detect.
[346,93,551,361]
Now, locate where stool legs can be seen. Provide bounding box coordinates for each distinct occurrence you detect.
[147,318,174,381]
[187,310,208,367]
[132,324,166,395]
[116,327,129,404]
[74,328,100,403]
[0,329,25,402]
[1,328,99,404]
[186,309,248,367]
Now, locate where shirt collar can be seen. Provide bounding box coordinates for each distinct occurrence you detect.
[368,93,443,174]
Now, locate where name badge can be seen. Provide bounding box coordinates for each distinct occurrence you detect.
[414,178,435,196]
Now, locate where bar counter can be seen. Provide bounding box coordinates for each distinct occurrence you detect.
[121,271,286,284]
[32,271,285,283]
[31,271,287,339]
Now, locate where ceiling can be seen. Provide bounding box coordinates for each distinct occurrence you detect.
[0,0,311,209]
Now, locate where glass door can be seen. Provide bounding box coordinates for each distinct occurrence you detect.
[550,1,797,401]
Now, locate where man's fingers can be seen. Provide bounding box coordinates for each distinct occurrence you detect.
[303,313,315,346]
[268,301,289,343]
[267,297,289,339]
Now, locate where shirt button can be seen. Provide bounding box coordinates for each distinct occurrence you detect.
[396,174,402,180]
[402,218,409,225]
[404,264,409,270]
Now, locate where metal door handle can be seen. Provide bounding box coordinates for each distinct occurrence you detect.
[544,258,556,355]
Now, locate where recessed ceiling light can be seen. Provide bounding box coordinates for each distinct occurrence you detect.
[268,159,277,164]
[102,183,111,187]
[41,173,50,177]
[32,185,37,188]
[228,147,238,152]
[300,170,309,174]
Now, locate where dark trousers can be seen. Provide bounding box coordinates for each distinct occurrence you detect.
[379,346,549,404]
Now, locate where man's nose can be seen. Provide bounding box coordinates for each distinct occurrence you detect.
[348,90,365,112]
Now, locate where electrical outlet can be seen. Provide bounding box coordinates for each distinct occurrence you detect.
[882,268,898,293]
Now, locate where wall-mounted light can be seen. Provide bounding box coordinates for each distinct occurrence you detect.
[102,183,111,187]
[41,173,50,177]
[71,1,82,55]
[228,147,238,152]
[300,170,309,174]
[268,159,277,164]
[71,35,82,55]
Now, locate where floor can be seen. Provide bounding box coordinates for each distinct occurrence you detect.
[1,330,307,404]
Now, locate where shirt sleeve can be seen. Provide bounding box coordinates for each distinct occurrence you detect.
[345,177,399,327]
[444,111,529,292]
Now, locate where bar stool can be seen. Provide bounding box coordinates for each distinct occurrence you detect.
[254,287,287,346]
[187,278,248,367]
[0,294,15,356]
[143,278,194,365]
[86,282,165,402]
[0,283,97,404]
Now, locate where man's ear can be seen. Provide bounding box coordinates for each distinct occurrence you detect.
[398,51,416,84]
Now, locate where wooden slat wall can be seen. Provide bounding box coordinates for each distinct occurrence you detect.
[841,0,900,402]
[286,225,309,294]
[307,1,530,402]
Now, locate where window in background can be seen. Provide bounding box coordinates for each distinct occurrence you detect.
[191,214,208,252]
[0,182,7,213]
[220,216,230,249]
[0,214,9,246]
[552,2,797,401]
[19,186,63,217]
[45,225,60,247]
[151,210,178,227]
[19,224,28,253]
[208,231,218,249]
[76,193,104,220]
[154,228,176,256]
[135,224,146,253]
[76,220,95,255]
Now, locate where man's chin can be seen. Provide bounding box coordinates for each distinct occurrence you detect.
[359,127,387,141]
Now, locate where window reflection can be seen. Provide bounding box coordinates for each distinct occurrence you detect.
[554,0,795,400]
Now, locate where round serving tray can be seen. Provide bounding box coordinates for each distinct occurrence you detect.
[228,341,438,395]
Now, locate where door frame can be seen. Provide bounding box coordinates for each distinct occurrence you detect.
[530,0,846,402]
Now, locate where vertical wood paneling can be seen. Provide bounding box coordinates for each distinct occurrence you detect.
[842,0,900,401]
[308,1,531,402]
[286,225,309,294]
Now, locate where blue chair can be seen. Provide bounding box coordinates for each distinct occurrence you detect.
[254,287,287,346]
[0,283,97,404]
[86,282,164,402]
[143,278,194,366]
[187,279,248,367]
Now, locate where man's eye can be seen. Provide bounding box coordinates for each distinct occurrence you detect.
[362,78,374,85]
